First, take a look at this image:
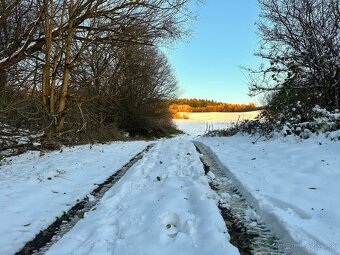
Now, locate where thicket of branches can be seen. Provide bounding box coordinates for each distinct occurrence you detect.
[0,0,194,147]
[244,0,340,137]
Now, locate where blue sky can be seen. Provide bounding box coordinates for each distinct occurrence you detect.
[166,0,261,104]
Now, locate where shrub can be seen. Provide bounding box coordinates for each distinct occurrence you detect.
[208,105,340,141]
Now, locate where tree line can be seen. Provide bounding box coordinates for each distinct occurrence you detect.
[170,98,226,108]
[169,98,258,116]
[0,0,196,145]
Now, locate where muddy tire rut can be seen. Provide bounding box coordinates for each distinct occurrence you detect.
[194,142,292,255]
[15,144,155,255]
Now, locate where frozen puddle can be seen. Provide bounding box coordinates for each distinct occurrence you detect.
[43,139,240,255]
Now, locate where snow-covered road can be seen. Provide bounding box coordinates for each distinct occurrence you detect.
[45,139,239,255]
[2,126,340,255]
[1,138,240,255]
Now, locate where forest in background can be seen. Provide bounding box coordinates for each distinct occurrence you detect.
[169,98,259,118]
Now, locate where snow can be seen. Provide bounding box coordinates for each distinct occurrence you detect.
[176,111,261,121]
[0,124,43,157]
[198,134,340,255]
[0,141,150,255]
[45,139,239,255]
[2,114,340,255]
[173,111,260,136]
[174,119,233,136]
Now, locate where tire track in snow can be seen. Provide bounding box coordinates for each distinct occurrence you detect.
[15,144,155,255]
[194,141,297,255]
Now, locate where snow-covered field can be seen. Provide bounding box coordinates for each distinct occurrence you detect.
[174,119,232,136]
[177,111,261,121]
[173,111,260,136]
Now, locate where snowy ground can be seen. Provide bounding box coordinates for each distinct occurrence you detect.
[45,139,239,255]
[174,119,340,255]
[198,135,340,255]
[0,138,239,255]
[174,119,232,136]
[0,124,42,158]
[173,111,260,136]
[199,136,340,255]
[0,141,150,255]
[2,114,339,255]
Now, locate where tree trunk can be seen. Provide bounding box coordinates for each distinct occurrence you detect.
[57,0,74,132]
[0,69,7,90]
[42,0,52,109]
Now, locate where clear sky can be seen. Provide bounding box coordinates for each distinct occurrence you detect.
[165,0,261,104]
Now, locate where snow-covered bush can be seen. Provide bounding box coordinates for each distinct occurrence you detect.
[280,106,340,140]
[206,117,275,137]
[207,105,340,141]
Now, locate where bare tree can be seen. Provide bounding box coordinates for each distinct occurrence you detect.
[0,0,40,89]
[0,0,192,69]
[1,0,194,135]
[249,0,340,110]
[112,45,178,135]
[0,0,42,70]
[69,40,178,136]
